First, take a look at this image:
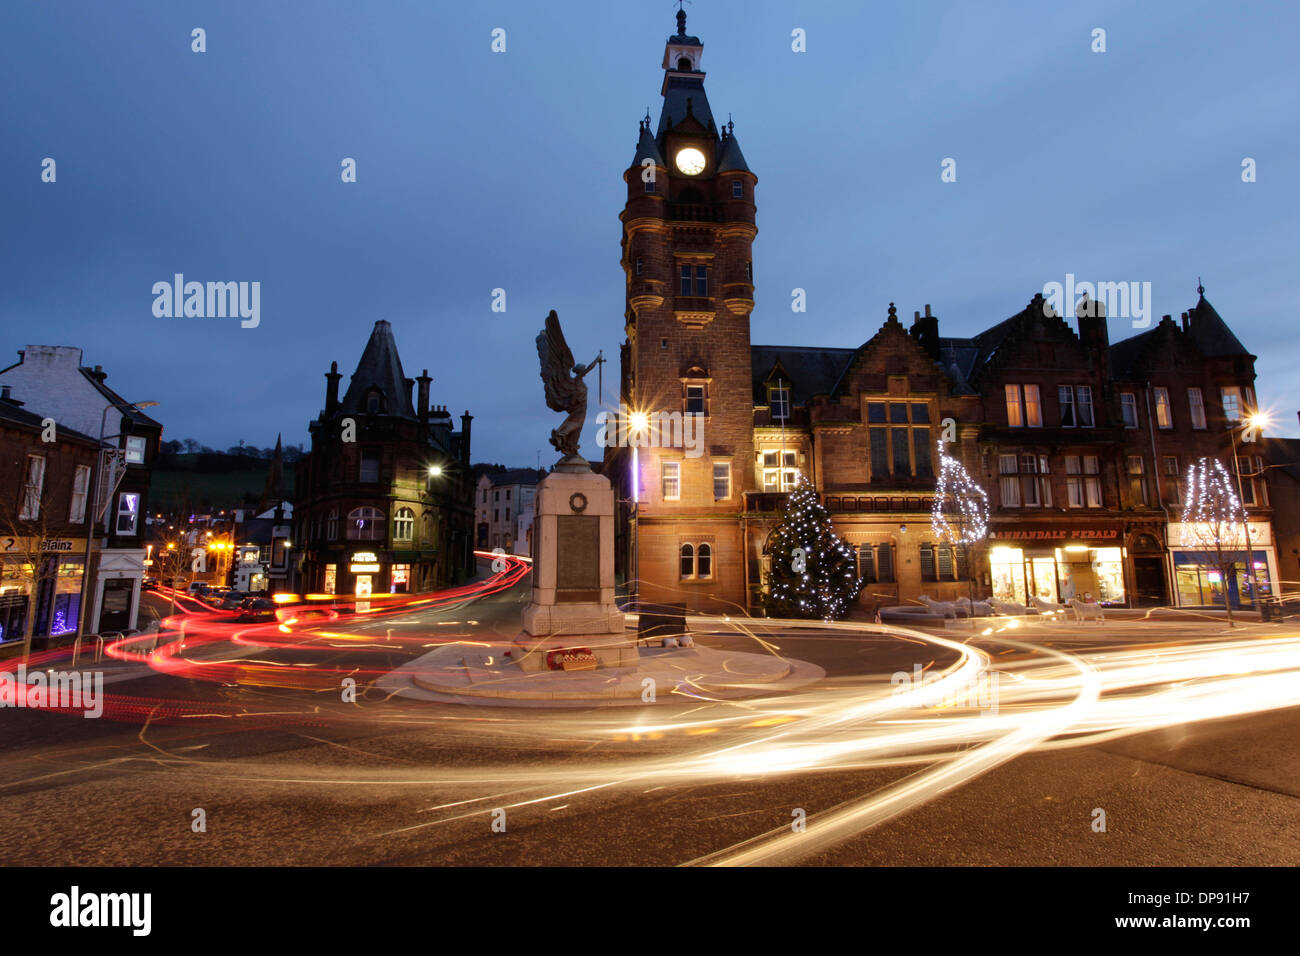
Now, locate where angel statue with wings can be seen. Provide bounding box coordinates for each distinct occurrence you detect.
[536,310,601,466]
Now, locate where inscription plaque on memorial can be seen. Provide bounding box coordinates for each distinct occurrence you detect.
[556,514,600,598]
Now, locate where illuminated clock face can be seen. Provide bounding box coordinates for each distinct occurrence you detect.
[675,147,706,175]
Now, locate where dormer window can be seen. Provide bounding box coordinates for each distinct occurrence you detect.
[366,390,382,414]
[769,385,790,421]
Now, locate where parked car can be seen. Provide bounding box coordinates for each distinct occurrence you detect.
[187,582,210,595]
[235,598,278,622]
[142,577,160,591]
[210,591,247,610]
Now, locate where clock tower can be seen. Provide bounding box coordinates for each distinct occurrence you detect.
[616,8,757,610]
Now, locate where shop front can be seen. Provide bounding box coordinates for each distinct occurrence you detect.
[0,538,88,643]
[1166,521,1277,609]
[987,524,1127,606]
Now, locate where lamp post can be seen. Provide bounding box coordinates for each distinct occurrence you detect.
[1227,411,1271,607]
[75,399,159,641]
[628,410,649,607]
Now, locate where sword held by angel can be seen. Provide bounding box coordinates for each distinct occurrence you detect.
[536,310,600,464]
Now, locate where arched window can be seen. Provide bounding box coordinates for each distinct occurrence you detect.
[347,506,385,541]
[677,56,692,71]
[697,543,712,579]
[680,543,695,579]
[421,510,434,546]
[393,507,414,541]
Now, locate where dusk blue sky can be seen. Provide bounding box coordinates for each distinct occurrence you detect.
[3,0,1298,465]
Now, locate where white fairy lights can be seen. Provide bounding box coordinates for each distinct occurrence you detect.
[931,441,989,545]
[1182,457,1248,545]
[764,475,862,621]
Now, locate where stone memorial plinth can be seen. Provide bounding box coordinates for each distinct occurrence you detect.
[515,466,637,672]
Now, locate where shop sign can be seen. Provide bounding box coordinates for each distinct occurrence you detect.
[989,529,1118,541]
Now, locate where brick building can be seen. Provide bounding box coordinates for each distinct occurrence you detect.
[0,346,162,637]
[295,321,475,597]
[0,387,101,645]
[607,12,1277,616]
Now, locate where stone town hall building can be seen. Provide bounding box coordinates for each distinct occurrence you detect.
[607,12,1276,616]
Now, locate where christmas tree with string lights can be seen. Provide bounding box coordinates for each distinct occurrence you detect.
[1182,456,1250,626]
[762,475,861,621]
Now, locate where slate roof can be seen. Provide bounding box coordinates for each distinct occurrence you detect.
[935,338,979,394]
[657,74,715,136]
[751,345,856,405]
[339,320,417,420]
[1187,292,1251,358]
[79,368,163,429]
[631,123,664,168]
[0,396,99,443]
[716,130,750,173]
[1108,325,1161,380]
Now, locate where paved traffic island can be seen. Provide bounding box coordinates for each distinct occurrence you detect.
[377,640,826,707]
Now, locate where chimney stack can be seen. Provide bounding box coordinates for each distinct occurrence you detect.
[417,369,432,422]
[325,361,341,415]
[460,411,473,465]
[909,303,940,359]
[1180,311,1190,333]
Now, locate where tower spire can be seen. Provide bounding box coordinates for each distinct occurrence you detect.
[676,2,687,37]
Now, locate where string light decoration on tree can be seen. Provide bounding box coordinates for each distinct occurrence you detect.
[931,441,989,545]
[762,475,861,621]
[1181,456,1250,626]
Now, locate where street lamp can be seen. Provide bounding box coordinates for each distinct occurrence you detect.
[628,408,650,606]
[1226,410,1272,607]
[76,399,159,641]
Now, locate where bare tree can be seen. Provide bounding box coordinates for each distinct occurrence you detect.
[1182,457,1250,627]
[0,465,83,660]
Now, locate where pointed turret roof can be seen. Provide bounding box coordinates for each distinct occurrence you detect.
[258,434,285,513]
[717,125,750,173]
[339,320,417,419]
[631,118,665,168]
[1186,283,1251,358]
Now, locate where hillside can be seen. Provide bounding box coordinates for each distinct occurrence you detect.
[149,453,295,513]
